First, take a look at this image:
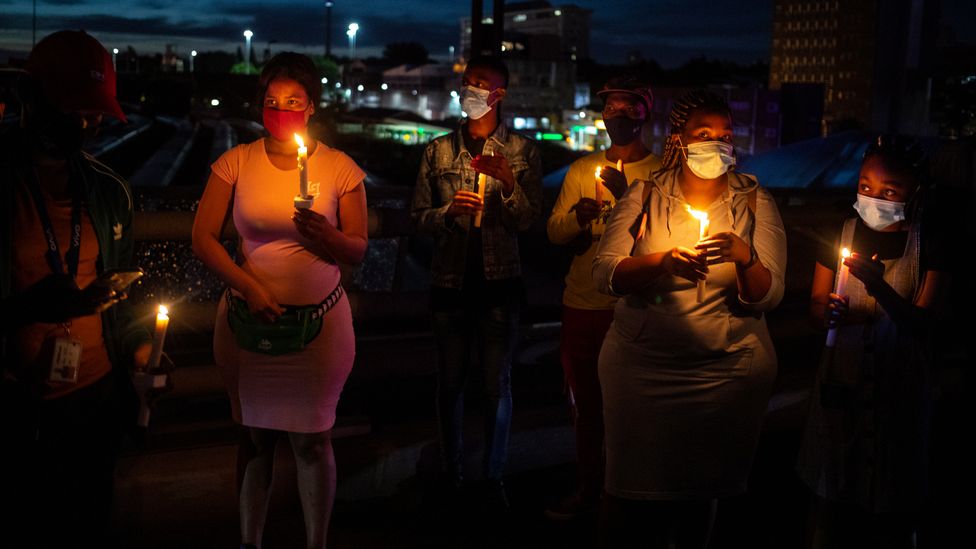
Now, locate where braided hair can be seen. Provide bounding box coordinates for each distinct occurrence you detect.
[660,90,733,171]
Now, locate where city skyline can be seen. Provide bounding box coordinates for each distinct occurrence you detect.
[2,0,777,67]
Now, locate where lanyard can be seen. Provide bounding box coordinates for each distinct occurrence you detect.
[25,169,83,279]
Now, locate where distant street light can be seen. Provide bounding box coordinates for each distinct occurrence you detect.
[381,83,388,90]
[190,50,197,73]
[347,23,359,59]
[112,48,118,71]
[325,1,335,57]
[243,29,253,74]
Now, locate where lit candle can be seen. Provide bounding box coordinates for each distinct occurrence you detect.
[148,304,169,371]
[295,133,308,198]
[685,205,710,303]
[474,171,487,228]
[594,167,603,205]
[616,158,624,175]
[825,247,852,347]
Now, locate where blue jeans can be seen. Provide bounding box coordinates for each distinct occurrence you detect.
[433,297,519,483]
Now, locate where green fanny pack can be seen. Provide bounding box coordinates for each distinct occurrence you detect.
[226,284,344,355]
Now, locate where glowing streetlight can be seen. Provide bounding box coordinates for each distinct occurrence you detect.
[112,48,118,71]
[243,29,253,75]
[381,83,388,90]
[347,23,359,59]
[190,50,197,73]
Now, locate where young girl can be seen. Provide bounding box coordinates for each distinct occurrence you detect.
[798,135,951,548]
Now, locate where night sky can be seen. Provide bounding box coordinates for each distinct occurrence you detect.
[1,0,973,67]
[2,0,774,67]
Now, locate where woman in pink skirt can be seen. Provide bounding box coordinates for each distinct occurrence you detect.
[192,52,367,549]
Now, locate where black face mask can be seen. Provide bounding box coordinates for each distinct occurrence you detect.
[32,111,93,157]
[604,116,643,146]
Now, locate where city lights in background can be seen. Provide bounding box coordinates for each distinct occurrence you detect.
[347,23,359,58]
[242,29,253,74]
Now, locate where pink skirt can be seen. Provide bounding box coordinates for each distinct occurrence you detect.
[213,293,355,433]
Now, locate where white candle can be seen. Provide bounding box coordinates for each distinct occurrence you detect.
[685,206,710,303]
[294,134,309,198]
[148,304,169,371]
[594,167,603,204]
[134,369,167,427]
[825,247,852,347]
[474,171,487,228]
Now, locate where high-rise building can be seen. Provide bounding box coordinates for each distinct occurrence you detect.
[460,2,591,61]
[769,0,939,135]
[458,2,591,131]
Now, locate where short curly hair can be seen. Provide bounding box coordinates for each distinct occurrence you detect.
[257,52,322,108]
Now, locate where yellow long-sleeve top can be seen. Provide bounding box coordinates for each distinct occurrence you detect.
[547,150,661,310]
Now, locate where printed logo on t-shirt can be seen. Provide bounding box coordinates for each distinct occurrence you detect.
[307,181,321,197]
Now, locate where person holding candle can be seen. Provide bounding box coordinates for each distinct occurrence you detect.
[411,55,542,511]
[797,136,951,548]
[591,90,786,547]
[544,75,659,520]
[0,31,152,546]
[192,52,367,549]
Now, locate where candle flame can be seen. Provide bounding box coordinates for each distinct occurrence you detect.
[595,167,602,178]
[685,204,708,222]
[294,133,305,149]
[158,304,169,316]
[841,247,851,258]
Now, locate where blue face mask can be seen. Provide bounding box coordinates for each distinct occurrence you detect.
[853,194,906,230]
[683,140,735,179]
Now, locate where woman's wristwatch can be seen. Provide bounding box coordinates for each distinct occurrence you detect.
[739,246,759,269]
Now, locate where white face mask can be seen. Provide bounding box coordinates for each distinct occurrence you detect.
[460,85,494,120]
[682,140,735,179]
[853,194,906,230]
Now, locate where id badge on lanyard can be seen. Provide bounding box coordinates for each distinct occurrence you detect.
[27,168,85,384]
[50,323,83,383]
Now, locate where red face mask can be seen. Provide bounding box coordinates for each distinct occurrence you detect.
[262,107,307,141]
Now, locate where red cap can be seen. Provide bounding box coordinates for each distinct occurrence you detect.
[26,30,126,122]
[597,75,654,114]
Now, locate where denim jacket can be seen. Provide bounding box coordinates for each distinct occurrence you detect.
[412,122,542,289]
